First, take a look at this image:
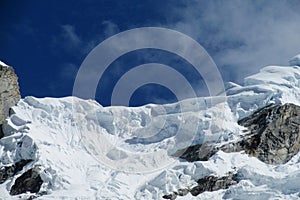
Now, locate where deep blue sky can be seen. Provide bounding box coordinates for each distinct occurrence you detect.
[1,0,300,106]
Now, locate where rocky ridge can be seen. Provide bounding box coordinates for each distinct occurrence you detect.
[0,61,21,138]
[178,103,300,165]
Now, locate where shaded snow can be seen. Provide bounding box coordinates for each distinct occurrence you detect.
[289,54,300,66]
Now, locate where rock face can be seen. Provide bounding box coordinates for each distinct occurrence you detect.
[236,103,300,164]
[190,172,238,196]
[0,62,21,138]
[9,166,43,195]
[163,172,238,199]
[177,103,300,165]
[174,142,216,162]
[0,159,32,184]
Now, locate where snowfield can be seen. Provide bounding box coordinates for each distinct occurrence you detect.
[0,63,300,199]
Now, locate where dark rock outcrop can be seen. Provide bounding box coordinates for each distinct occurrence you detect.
[174,142,217,162]
[230,103,300,164]
[0,159,32,184]
[163,172,238,199]
[162,193,177,200]
[0,62,21,138]
[190,172,238,196]
[176,103,300,165]
[10,166,43,195]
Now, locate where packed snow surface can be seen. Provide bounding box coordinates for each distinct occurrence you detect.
[0,64,300,199]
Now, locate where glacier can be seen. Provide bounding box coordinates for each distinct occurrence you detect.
[0,62,300,199]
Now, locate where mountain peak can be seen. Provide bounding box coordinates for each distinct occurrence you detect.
[0,61,300,199]
[289,54,300,66]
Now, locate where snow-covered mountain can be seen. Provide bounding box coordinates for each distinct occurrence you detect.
[0,57,300,199]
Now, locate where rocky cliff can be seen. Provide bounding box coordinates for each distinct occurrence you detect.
[0,61,21,138]
[234,103,300,164]
[167,103,300,199]
[178,103,300,165]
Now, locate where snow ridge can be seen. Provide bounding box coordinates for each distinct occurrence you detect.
[0,64,300,199]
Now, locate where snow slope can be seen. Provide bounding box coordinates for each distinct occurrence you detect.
[0,64,300,199]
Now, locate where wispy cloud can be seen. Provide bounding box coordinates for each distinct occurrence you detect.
[102,20,120,38]
[53,21,123,99]
[54,21,120,56]
[61,24,82,48]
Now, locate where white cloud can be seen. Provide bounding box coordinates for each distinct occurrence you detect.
[167,1,300,83]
